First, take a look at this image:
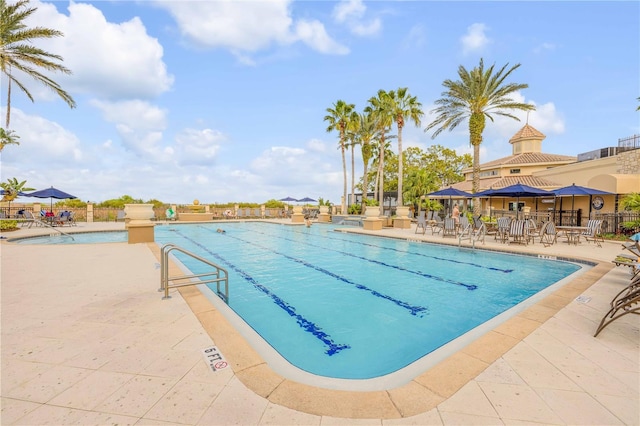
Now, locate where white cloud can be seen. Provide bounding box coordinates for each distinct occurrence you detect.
[27,0,173,100]
[460,23,491,55]
[156,0,348,58]
[402,25,427,50]
[332,0,381,37]
[533,42,557,54]
[91,99,170,159]
[174,128,227,166]
[295,20,350,55]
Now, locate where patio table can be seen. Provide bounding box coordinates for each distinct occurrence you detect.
[556,226,589,245]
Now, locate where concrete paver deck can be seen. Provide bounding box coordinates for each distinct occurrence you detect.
[1,220,638,425]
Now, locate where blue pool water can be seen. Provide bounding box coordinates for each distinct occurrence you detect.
[15,231,128,244]
[151,222,582,380]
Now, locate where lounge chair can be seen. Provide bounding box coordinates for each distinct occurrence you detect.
[582,219,604,247]
[116,210,126,222]
[165,208,177,221]
[415,211,427,235]
[594,286,640,337]
[540,221,559,247]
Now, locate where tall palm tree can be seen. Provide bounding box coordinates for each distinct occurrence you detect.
[388,87,423,207]
[345,110,360,208]
[355,111,382,211]
[425,58,535,214]
[324,100,355,214]
[0,0,76,128]
[365,90,394,215]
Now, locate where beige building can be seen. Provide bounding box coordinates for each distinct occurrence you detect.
[450,124,640,223]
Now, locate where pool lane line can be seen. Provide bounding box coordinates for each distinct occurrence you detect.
[170,229,350,356]
[286,227,513,274]
[197,226,429,317]
[248,227,479,291]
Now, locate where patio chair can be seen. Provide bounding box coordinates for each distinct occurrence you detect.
[525,219,542,244]
[509,219,528,245]
[20,210,42,228]
[116,210,126,222]
[457,216,472,239]
[495,217,512,243]
[415,211,427,235]
[540,221,560,246]
[430,212,444,234]
[442,217,457,238]
[594,286,640,337]
[582,219,604,247]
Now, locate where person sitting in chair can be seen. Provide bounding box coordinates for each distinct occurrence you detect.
[452,203,460,224]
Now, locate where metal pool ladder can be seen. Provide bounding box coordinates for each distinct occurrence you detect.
[159,243,229,302]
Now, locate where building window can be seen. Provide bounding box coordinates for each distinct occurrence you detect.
[509,168,521,174]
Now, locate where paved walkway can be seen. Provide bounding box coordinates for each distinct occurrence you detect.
[1,221,638,425]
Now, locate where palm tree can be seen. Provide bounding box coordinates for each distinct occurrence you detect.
[0,127,19,151]
[355,111,383,212]
[345,110,360,208]
[324,100,355,214]
[425,58,535,214]
[0,177,34,215]
[365,90,394,215]
[0,0,76,128]
[388,87,423,207]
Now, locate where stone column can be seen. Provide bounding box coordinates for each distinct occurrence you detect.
[363,207,382,230]
[394,206,412,229]
[124,204,155,243]
[291,205,304,223]
[318,205,330,223]
[86,203,94,223]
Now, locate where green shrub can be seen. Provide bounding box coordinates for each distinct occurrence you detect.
[0,220,18,231]
[348,204,362,215]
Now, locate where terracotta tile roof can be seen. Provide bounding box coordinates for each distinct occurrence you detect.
[475,152,576,169]
[448,175,561,193]
[509,124,545,143]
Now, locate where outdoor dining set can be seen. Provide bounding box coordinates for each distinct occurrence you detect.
[415,210,604,248]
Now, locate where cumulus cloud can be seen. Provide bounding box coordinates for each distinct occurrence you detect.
[26,0,173,100]
[460,23,491,55]
[90,99,170,159]
[156,0,348,58]
[174,128,227,166]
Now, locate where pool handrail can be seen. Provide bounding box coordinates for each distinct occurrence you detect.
[159,243,229,302]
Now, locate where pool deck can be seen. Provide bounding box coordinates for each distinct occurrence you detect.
[1,220,638,425]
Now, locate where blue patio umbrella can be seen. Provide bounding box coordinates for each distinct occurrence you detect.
[279,196,298,202]
[26,186,77,212]
[552,183,612,217]
[473,183,553,219]
[426,187,472,215]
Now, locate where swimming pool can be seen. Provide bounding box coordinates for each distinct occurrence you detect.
[152,222,584,385]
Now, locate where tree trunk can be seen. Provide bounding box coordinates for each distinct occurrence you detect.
[397,123,404,206]
[350,143,355,207]
[5,77,12,128]
[378,135,385,216]
[341,135,347,214]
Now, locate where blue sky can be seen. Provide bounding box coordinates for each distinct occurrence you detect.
[1,0,638,205]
